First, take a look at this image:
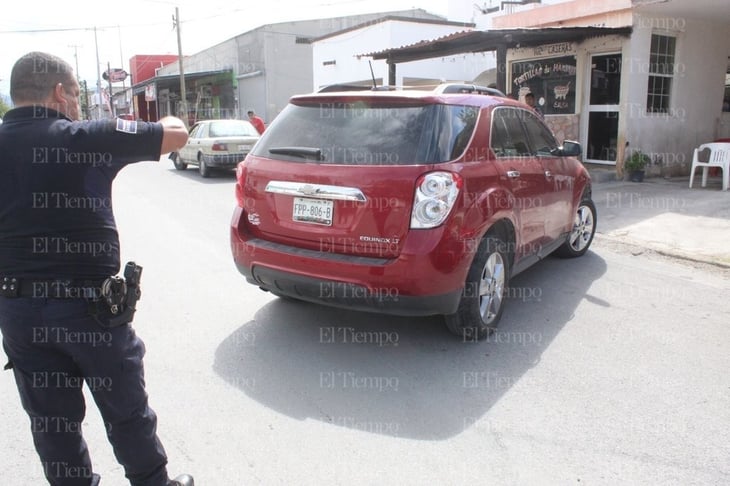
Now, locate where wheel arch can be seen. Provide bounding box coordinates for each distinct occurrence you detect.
[482,218,516,271]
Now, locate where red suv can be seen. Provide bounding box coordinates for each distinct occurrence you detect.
[230,84,596,339]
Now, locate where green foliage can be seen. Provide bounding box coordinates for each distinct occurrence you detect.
[624,150,650,172]
[0,95,11,118]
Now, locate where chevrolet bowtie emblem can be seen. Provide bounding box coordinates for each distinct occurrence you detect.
[299,185,318,195]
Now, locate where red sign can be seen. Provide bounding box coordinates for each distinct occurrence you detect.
[103,68,128,83]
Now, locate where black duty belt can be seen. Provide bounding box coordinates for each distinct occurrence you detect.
[0,277,104,299]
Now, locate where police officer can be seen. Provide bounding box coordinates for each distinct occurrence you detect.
[0,52,193,486]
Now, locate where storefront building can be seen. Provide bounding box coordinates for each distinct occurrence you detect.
[369,0,730,177]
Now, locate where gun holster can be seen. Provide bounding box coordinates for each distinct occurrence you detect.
[89,262,143,328]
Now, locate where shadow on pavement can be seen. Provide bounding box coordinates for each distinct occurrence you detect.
[213,251,607,440]
[164,164,237,184]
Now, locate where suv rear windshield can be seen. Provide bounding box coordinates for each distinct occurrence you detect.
[252,101,479,165]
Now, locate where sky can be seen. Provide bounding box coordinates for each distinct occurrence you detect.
[0,0,451,97]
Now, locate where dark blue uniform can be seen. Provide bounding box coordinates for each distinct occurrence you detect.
[0,106,170,486]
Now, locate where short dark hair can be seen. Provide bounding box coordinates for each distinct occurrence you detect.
[525,92,535,99]
[10,51,75,105]
[247,110,254,115]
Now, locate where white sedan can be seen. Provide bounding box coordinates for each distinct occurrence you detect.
[170,119,260,177]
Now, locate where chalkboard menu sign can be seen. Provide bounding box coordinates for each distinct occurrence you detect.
[511,56,577,115]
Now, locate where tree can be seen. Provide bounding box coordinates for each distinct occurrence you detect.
[0,94,10,118]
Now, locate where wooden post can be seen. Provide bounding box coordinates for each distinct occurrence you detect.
[616,132,626,179]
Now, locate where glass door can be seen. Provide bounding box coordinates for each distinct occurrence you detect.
[585,53,622,164]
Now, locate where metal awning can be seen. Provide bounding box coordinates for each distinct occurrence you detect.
[362,26,633,91]
[132,69,233,95]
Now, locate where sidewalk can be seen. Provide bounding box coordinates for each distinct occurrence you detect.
[591,174,730,268]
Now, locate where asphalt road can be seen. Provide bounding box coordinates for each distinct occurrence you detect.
[1,159,729,485]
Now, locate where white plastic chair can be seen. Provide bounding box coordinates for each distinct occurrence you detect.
[688,142,730,191]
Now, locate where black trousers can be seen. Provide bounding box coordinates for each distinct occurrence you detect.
[0,297,169,486]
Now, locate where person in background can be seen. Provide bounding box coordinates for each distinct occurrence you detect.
[524,92,544,118]
[247,109,265,134]
[0,51,194,486]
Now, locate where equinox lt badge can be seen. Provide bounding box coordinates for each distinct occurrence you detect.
[360,236,399,244]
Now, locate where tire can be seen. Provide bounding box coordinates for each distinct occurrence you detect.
[171,152,188,170]
[445,235,510,340]
[198,154,211,178]
[555,199,597,258]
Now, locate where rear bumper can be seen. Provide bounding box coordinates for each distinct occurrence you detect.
[230,207,471,316]
[237,263,461,316]
[203,153,246,167]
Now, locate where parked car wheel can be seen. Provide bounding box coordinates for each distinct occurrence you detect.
[555,199,596,258]
[170,152,188,170]
[198,154,211,178]
[445,235,510,340]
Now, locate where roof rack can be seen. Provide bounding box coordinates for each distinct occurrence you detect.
[315,82,507,97]
[434,83,507,97]
[317,84,397,93]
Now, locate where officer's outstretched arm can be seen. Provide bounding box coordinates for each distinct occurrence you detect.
[159,116,189,155]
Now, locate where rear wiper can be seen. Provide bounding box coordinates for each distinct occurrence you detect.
[269,147,324,161]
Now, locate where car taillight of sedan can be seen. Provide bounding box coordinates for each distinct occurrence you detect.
[212,142,229,151]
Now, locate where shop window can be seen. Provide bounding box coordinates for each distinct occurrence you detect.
[511,55,577,115]
[646,34,676,113]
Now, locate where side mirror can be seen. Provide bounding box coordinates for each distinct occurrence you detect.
[557,140,582,157]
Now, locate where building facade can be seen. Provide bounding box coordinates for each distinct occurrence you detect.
[147,9,443,126]
[369,0,730,176]
[491,0,730,175]
[313,16,481,90]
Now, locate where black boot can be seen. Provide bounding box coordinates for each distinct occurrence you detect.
[168,474,194,486]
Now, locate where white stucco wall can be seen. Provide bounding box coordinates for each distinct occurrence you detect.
[156,39,239,76]
[504,15,729,173]
[313,20,494,90]
[622,15,730,174]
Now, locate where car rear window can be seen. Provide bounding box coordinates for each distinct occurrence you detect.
[209,121,258,137]
[252,101,479,165]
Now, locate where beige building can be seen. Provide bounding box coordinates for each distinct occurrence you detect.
[370,0,730,177]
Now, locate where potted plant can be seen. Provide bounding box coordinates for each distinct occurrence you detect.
[624,150,650,182]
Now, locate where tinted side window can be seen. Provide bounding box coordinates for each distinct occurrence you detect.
[189,124,201,138]
[448,106,479,160]
[490,108,531,157]
[522,111,558,156]
[197,123,209,138]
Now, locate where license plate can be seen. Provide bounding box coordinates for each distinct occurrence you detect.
[292,197,333,226]
[238,144,252,152]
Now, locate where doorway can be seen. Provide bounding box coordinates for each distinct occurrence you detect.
[584,53,622,164]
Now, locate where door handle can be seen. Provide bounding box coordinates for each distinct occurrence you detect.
[507,170,520,178]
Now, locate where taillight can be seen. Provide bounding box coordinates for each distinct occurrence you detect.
[410,171,461,229]
[212,142,228,151]
[235,162,246,207]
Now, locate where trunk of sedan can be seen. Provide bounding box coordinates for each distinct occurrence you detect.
[239,157,423,259]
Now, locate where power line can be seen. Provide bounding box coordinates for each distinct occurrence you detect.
[0,27,95,34]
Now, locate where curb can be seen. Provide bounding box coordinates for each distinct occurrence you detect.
[593,233,730,270]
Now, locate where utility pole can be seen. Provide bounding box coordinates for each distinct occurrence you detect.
[118,25,128,117]
[173,7,188,127]
[107,62,115,118]
[69,44,89,119]
[94,27,103,120]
